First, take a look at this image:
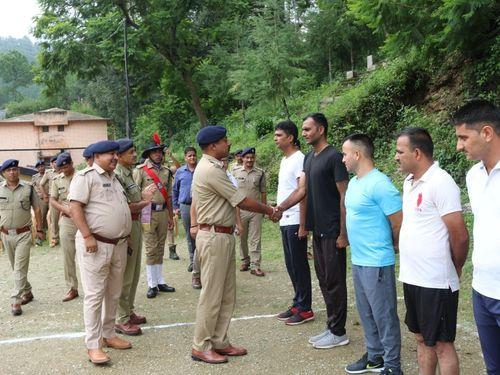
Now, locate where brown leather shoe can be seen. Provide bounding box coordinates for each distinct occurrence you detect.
[115,321,142,336]
[214,345,248,356]
[239,263,249,272]
[62,288,79,302]
[129,312,147,325]
[87,349,110,365]
[250,268,265,277]
[192,276,202,289]
[11,304,22,316]
[191,349,228,364]
[21,291,33,305]
[103,336,132,350]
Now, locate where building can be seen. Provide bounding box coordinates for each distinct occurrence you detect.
[0,108,109,168]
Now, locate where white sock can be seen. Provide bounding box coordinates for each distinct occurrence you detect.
[157,264,166,285]
[146,265,157,288]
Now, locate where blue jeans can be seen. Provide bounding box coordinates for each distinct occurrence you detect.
[473,288,500,374]
[280,225,312,311]
[353,265,401,371]
[180,203,199,275]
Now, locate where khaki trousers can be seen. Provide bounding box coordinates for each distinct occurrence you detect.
[39,199,49,230]
[193,229,236,351]
[59,218,78,290]
[49,207,60,240]
[2,231,32,304]
[143,210,167,265]
[117,220,142,323]
[76,233,127,349]
[239,211,262,269]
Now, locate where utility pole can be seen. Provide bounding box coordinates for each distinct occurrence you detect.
[123,17,131,138]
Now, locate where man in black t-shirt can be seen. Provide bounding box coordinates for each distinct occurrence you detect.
[277,113,350,349]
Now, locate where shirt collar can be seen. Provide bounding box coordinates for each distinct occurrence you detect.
[92,163,114,178]
[116,163,132,176]
[203,154,224,168]
[406,161,439,184]
[478,160,500,172]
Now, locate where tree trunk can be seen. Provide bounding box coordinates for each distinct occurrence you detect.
[282,97,290,120]
[181,70,208,127]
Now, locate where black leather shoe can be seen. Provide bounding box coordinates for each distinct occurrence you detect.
[147,287,158,298]
[158,284,175,292]
[169,246,180,260]
[187,263,193,272]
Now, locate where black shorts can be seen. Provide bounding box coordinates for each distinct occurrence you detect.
[403,283,459,347]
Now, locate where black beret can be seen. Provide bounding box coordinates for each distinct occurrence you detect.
[0,159,19,172]
[56,152,72,168]
[83,144,94,159]
[241,147,255,157]
[196,125,227,146]
[116,138,134,154]
[50,156,58,163]
[35,160,44,168]
[91,140,120,154]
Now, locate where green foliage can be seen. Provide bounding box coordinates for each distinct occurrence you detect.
[0,50,35,105]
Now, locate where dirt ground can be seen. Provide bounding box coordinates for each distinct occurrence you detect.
[0,227,486,375]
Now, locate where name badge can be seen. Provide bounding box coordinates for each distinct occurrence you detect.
[103,183,111,187]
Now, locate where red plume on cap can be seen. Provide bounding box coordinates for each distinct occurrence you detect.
[153,132,161,146]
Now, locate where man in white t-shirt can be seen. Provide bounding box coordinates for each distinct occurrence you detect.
[395,127,469,375]
[452,99,500,375]
[274,120,313,326]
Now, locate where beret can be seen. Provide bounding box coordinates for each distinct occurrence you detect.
[35,160,45,168]
[116,138,134,154]
[196,125,227,146]
[91,140,120,154]
[234,149,243,156]
[56,152,72,168]
[50,156,58,163]
[241,147,255,157]
[0,159,19,172]
[83,144,94,159]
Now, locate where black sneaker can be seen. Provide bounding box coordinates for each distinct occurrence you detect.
[147,287,158,299]
[345,353,384,373]
[276,306,298,321]
[380,369,402,375]
[158,284,176,292]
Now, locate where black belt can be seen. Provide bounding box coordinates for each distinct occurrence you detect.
[151,203,167,211]
[180,202,192,206]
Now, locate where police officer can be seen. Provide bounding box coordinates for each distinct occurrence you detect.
[134,135,175,299]
[233,147,267,276]
[229,149,243,173]
[0,159,45,316]
[114,139,155,336]
[164,147,181,261]
[31,160,49,237]
[68,140,133,365]
[41,156,60,247]
[190,126,280,364]
[50,153,79,302]
[83,144,94,167]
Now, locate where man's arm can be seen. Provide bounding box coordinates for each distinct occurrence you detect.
[336,180,349,248]
[442,211,469,277]
[50,197,70,216]
[260,192,267,205]
[276,172,307,212]
[387,210,402,253]
[69,201,98,253]
[298,190,308,238]
[129,183,156,214]
[172,173,181,211]
[238,197,278,219]
[190,198,198,239]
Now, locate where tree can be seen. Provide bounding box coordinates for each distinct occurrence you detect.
[0,50,34,105]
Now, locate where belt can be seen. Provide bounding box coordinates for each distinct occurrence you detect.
[198,224,234,234]
[151,203,167,211]
[1,226,31,235]
[92,233,128,245]
[180,202,192,206]
[131,213,140,221]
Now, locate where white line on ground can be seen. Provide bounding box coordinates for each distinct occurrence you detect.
[0,312,280,346]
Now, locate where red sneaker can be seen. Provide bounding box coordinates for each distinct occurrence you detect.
[285,310,315,325]
[276,306,299,321]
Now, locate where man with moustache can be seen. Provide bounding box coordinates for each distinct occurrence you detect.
[50,153,79,302]
[395,127,468,375]
[134,135,175,299]
[276,113,350,350]
[173,146,201,289]
[114,139,155,336]
[69,140,133,365]
[190,125,281,364]
[452,100,500,375]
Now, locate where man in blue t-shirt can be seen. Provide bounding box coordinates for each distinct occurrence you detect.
[342,134,403,375]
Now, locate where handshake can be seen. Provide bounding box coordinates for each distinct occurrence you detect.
[266,205,284,223]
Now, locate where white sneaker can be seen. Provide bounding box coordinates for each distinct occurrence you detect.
[308,329,331,345]
[313,333,349,349]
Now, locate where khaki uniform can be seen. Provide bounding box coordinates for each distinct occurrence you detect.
[41,169,60,241]
[51,172,78,291]
[232,165,266,269]
[68,163,131,350]
[133,159,172,266]
[192,154,246,351]
[115,163,142,323]
[0,180,40,304]
[31,172,49,230]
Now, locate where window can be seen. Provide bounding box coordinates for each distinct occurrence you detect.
[42,126,49,132]
[57,125,65,132]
